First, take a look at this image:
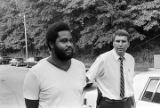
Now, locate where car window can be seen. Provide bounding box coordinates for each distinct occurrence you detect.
[152,84,160,103]
[16,58,23,61]
[34,57,39,61]
[34,57,42,61]
[141,77,160,104]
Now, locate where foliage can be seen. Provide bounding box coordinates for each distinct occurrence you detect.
[64,0,146,53]
[0,0,160,56]
[129,0,160,31]
[0,0,27,51]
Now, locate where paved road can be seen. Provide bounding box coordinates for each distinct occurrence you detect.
[0,65,29,108]
[0,65,104,108]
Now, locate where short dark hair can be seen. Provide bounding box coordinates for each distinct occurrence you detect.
[46,22,71,49]
[112,29,130,41]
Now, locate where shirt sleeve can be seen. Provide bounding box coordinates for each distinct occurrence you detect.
[23,70,40,100]
[132,57,135,77]
[86,55,104,82]
[81,63,87,88]
[83,72,87,88]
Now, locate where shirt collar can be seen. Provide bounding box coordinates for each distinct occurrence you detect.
[112,49,126,61]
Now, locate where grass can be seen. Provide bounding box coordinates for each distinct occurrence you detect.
[135,62,153,74]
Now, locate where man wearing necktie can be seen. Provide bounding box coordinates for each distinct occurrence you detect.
[87,29,135,108]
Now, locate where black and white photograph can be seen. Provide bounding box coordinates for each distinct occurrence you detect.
[0,0,160,108]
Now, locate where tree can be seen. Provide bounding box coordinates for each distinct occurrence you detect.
[64,0,145,54]
[0,0,27,50]
[0,0,160,56]
[129,0,160,31]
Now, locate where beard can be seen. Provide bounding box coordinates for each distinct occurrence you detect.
[54,45,73,61]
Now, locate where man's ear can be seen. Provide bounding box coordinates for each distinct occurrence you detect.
[128,42,130,48]
[112,41,115,48]
[49,41,54,49]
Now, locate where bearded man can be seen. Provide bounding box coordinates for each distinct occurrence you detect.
[23,22,86,108]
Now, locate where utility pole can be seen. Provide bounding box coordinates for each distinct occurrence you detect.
[23,14,28,59]
[15,0,28,59]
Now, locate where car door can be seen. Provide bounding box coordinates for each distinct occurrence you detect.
[136,77,160,108]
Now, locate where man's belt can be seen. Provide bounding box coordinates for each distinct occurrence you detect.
[101,96,132,103]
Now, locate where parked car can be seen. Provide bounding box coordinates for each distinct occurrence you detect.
[10,57,26,66]
[0,56,11,64]
[134,69,160,108]
[84,69,160,108]
[25,56,43,68]
[84,85,97,108]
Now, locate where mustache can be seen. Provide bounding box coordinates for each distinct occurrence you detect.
[65,47,73,50]
[118,48,124,49]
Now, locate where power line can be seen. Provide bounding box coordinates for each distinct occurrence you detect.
[132,34,160,50]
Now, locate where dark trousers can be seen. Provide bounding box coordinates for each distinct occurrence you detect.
[96,89,134,108]
[97,97,133,108]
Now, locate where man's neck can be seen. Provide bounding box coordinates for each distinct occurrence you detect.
[47,55,71,72]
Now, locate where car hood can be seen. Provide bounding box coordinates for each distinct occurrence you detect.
[136,101,160,108]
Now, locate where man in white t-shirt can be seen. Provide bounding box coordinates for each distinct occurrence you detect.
[23,22,86,108]
[87,29,135,108]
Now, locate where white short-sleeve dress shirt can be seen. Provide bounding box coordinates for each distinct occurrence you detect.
[87,49,135,100]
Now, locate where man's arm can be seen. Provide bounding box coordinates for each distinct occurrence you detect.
[23,71,40,108]
[84,76,93,89]
[131,96,136,108]
[25,99,39,108]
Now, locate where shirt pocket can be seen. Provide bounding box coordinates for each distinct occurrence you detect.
[124,67,134,83]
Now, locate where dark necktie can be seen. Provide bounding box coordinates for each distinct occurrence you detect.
[119,56,125,98]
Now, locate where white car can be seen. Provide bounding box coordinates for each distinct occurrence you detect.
[134,69,160,108]
[9,57,26,66]
[84,84,97,108]
[25,57,42,68]
[84,69,160,108]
